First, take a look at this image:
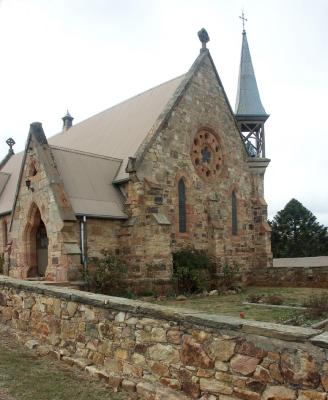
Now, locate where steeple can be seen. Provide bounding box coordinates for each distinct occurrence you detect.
[62,110,74,131]
[235,14,269,158]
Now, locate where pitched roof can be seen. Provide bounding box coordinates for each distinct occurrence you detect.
[235,31,267,117]
[49,75,185,182]
[0,152,24,215]
[51,146,127,218]
[0,75,185,217]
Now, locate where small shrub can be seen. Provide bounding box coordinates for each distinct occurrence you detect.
[263,295,284,305]
[172,248,216,294]
[303,292,328,317]
[221,263,240,289]
[83,250,128,296]
[0,253,4,274]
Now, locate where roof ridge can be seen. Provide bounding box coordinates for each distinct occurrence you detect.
[52,74,185,137]
[50,145,123,163]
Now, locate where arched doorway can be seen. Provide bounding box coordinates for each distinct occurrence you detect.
[24,204,48,277]
[36,219,48,276]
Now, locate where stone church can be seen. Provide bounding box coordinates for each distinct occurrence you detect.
[0,28,272,289]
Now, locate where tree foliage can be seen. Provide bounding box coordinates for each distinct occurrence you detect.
[270,199,328,258]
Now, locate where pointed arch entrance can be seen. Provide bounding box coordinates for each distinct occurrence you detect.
[24,204,48,277]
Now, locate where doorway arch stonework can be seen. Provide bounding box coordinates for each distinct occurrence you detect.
[23,203,48,278]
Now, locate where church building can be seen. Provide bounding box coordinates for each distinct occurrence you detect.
[0,28,272,290]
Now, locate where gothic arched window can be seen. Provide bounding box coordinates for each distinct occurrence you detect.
[178,178,187,233]
[232,190,238,235]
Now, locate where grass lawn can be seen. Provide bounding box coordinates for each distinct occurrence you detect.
[0,329,130,400]
[151,287,328,325]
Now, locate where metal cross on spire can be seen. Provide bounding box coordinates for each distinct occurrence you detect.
[239,11,247,33]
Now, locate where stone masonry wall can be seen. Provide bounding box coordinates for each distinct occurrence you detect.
[134,53,272,277]
[1,276,328,399]
[9,137,81,281]
[250,266,328,288]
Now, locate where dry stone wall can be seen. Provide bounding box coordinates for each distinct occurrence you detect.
[1,276,328,399]
[250,266,328,288]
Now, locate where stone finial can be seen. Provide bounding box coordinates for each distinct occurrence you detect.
[29,122,48,145]
[6,138,15,154]
[198,28,210,51]
[62,110,74,131]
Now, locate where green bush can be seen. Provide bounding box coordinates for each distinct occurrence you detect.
[0,253,4,274]
[221,263,240,289]
[172,248,215,294]
[83,250,128,296]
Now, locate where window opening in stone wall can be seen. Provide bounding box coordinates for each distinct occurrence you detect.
[232,190,238,235]
[178,178,187,233]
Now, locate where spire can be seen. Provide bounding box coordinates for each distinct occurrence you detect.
[235,29,267,117]
[62,110,74,131]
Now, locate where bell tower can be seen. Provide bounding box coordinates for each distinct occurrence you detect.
[235,13,269,158]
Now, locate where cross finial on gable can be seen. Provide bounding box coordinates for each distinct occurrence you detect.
[198,28,210,52]
[239,11,247,33]
[6,138,15,154]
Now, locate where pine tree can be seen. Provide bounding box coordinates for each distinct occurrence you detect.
[271,199,328,258]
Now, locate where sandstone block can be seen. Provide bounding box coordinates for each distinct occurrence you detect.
[148,343,179,363]
[114,348,128,361]
[207,338,236,362]
[181,336,214,368]
[22,297,35,309]
[136,381,156,400]
[151,327,167,342]
[233,387,260,400]
[262,386,296,400]
[178,368,200,399]
[25,339,39,349]
[122,379,136,392]
[230,355,260,376]
[281,350,320,388]
[267,363,282,384]
[66,302,78,317]
[123,361,143,378]
[150,361,169,377]
[215,360,228,371]
[235,340,267,359]
[159,377,181,390]
[107,374,122,392]
[253,365,273,383]
[199,378,233,395]
[298,390,327,400]
[167,329,182,344]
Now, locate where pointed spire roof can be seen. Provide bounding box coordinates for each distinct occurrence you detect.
[235,30,267,117]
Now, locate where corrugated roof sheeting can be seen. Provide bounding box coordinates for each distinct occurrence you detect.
[51,147,127,218]
[49,75,185,181]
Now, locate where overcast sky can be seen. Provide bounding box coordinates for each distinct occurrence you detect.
[0,0,327,225]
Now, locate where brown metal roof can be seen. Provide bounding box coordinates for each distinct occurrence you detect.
[49,75,185,181]
[51,147,127,218]
[0,75,185,217]
[0,153,24,215]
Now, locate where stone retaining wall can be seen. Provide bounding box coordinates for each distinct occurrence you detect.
[1,276,328,399]
[250,266,328,288]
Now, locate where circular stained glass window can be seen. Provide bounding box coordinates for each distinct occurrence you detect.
[191,129,223,180]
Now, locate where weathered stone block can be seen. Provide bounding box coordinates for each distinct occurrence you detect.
[181,336,214,368]
[230,354,260,376]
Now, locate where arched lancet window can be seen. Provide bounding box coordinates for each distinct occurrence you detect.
[178,178,187,233]
[232,190,238,235]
